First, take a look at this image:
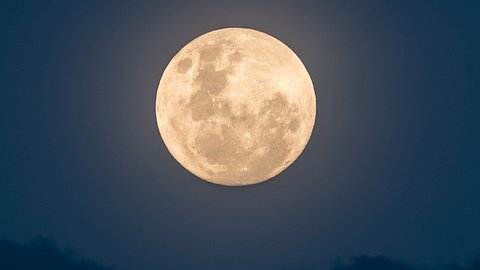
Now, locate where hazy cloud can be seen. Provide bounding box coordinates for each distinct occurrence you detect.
[0,238,115,270]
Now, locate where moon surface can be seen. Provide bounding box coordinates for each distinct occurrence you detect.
[156,28,315,186]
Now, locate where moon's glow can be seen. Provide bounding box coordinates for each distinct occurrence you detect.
[156,28,316,186]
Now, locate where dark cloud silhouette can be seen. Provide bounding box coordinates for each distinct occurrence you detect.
[332,255,480,270]
[1,238,479,270]
[332,256,411,270]
[0,238,115,270]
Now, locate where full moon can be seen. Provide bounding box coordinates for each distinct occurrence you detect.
[156,28,315,186]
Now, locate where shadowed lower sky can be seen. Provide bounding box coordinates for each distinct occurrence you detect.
[1,1,480,270]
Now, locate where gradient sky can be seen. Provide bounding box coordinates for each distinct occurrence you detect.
[1,1,480,270]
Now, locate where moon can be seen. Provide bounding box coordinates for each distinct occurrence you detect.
[156,28,315,186]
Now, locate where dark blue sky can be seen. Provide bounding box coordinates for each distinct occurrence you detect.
[1,1,480,270]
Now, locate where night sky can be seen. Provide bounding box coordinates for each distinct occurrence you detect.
[1,1,480,270]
